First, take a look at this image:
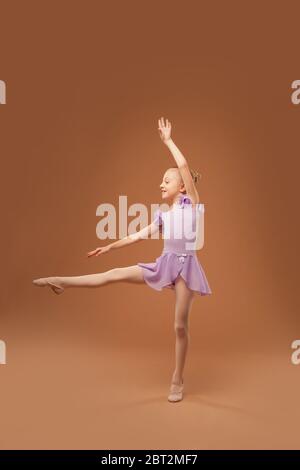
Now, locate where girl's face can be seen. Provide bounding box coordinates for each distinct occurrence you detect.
[160,168,185,202]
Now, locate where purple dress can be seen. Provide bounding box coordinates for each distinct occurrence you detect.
[138,194,212,296]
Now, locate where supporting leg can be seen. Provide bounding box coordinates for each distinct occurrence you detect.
[171,276,194,386]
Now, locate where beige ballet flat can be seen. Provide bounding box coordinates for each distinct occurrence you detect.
[168,379,184,402]
[32,278,65,295]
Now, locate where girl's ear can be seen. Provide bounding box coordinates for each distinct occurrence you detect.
[179,183,186,193]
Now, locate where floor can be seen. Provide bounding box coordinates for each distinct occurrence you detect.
[0,334,299,450]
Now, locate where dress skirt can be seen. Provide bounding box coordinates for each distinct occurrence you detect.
[138,251,212,296]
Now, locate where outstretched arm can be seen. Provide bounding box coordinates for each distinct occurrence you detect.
[158,117,200,204]
[87,221,160,257]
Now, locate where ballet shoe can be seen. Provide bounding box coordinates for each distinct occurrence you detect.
[32,277,64,295]
[168,379,184,402]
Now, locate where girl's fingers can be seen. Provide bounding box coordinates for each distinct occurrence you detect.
[158,117,170,129]
[158,117,171,136]
[87,249,99,257]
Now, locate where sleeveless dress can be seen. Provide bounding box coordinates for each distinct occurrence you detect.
[137,195,212,296]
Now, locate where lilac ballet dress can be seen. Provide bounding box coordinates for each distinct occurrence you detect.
[138,194,212,296]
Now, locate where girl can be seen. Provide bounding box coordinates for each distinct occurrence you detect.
[33,117,212,403]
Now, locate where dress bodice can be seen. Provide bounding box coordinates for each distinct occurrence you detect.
[153,194,205,255]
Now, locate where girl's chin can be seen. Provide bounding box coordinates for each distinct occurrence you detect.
[161,193,172,203]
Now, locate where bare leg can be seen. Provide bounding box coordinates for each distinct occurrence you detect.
[171,275,195,385]
[33,265,145,293]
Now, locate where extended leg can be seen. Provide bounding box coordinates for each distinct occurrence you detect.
[33,265,145,293]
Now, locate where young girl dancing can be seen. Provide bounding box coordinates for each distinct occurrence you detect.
[33,117,212,403]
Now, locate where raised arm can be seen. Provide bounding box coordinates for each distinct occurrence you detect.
[158,117,200,204]
[87,220,160,257]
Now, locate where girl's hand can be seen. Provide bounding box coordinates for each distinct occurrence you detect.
[158,117,172,143]
[86,245,111,257]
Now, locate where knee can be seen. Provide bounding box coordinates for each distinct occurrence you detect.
[107,267,123,282]
[174,324,188,337]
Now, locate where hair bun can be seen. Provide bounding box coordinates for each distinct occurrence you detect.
[190,169,201,183]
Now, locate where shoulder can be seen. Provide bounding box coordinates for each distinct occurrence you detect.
[185,193,201,204]
[182,195,196,207]
[183,194,204,211]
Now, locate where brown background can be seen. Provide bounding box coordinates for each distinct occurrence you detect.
[0,0,299,450]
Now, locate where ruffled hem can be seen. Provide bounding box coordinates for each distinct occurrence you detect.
[137,252,212,296]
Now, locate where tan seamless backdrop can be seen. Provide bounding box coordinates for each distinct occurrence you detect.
[0,0,299,450]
